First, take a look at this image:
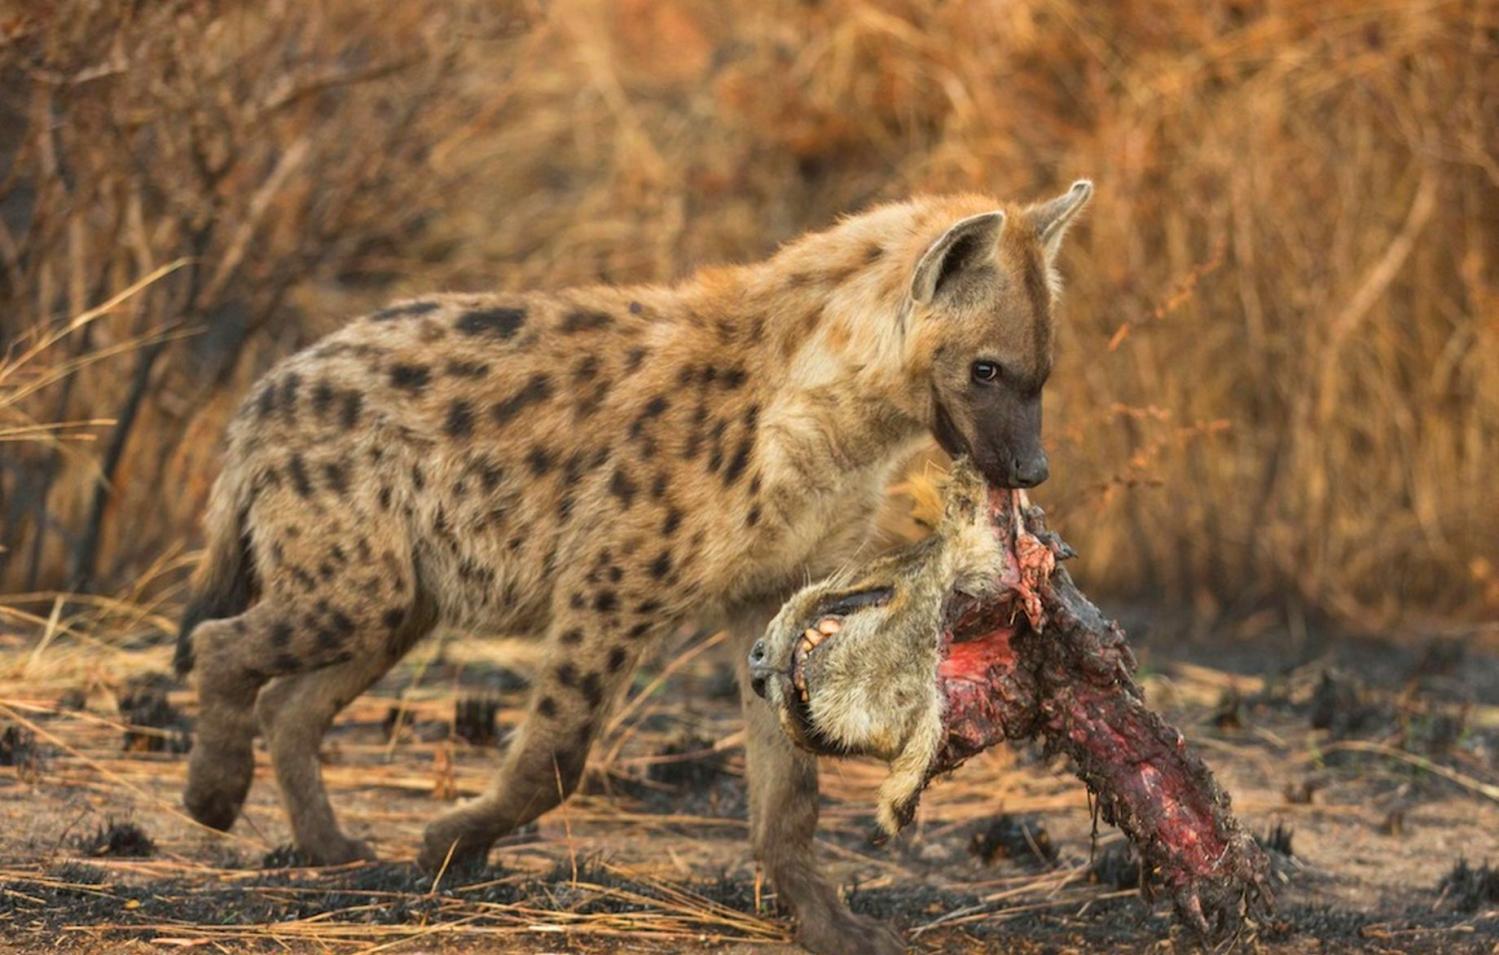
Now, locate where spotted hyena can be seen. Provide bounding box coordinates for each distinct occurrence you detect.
[175,181,1093,955]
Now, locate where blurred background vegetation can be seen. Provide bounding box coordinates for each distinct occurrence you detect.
[1,0,1495,635]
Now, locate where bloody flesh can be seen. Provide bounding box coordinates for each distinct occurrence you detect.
[931,489,1272,938]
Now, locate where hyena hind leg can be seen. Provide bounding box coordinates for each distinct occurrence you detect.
[253,598,436,865]
[183,598,384,833]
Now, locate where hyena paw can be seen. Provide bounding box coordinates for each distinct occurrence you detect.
[184,739,255,830]
[417,816,494,874]
[797,909,905,955]
[183,770,252,831]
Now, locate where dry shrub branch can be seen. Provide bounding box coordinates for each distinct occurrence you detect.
[1,0,1495,628]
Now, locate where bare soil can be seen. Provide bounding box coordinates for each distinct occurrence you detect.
[1,616,1496,953]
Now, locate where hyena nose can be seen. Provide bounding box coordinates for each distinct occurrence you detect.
[1011,451,1050,488]
[748,639,773,699]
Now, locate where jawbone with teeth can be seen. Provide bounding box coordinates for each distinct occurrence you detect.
[751,459,1272,941]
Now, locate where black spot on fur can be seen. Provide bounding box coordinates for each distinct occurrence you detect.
[537,696,558,719]
[526,446,553,476]
[593,591,618,613]
[747,504,762,527]
[607,646,628,672]
[627,621,652,640]
[628,301,644,315]
[339,391,362,430]
[609,468,637,507]
[635,599,661,614]
[662,509,681,536]
[560,628,584,645]
[721,367,747,389]
[270,622,293,648]
[573,355,600,381]
[492,374,553,426]
[389,364,431,393]
[561,310,612,333]
[378,486,393,511]
[372,300,440,322]
[556,663,578,688]
[323,461,349,496]
[445,400,475,439]
[311,380,334,418]
[575,378,611,419]
[411,464,426,491]
[580,673,604,709]
[723,437,753,486]
[382,608,405,631]
[446,359,490,379]
[475,460,503,493]
[625,347,648,372]
[650,473,668,499]
[279,373,301,422]
[570,592,586,610]
[456,306,526,339]
[288,454,313,497]
[648,551,672,580]
[256,384,276,418]
[607,566,623,583]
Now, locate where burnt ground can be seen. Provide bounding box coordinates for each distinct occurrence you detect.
[1,614,1497,953]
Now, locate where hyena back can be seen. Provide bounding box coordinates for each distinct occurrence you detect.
[177,182,1092,955]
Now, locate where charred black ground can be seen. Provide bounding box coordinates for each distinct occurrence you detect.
[1,619,1496,952]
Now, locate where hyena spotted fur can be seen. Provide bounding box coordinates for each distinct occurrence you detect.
[176,182,1093,955]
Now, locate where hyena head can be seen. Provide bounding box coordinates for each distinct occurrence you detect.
[906,181,1093,488]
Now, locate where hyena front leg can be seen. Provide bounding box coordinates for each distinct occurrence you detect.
[254,595,432,864]
[417,562,666,871]
[733,608,904,955]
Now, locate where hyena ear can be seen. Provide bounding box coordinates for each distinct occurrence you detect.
[1030,179,1094,263]
[910,210,1006,306]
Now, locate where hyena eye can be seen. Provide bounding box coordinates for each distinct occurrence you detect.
[971,361,1001,384]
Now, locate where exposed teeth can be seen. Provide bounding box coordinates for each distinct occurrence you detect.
[794,622,838,707]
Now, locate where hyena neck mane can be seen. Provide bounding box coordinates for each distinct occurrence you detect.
[678,194,1007,478]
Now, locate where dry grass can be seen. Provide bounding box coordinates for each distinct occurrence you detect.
[3,618,1498,951]
[1,3,1496,630]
